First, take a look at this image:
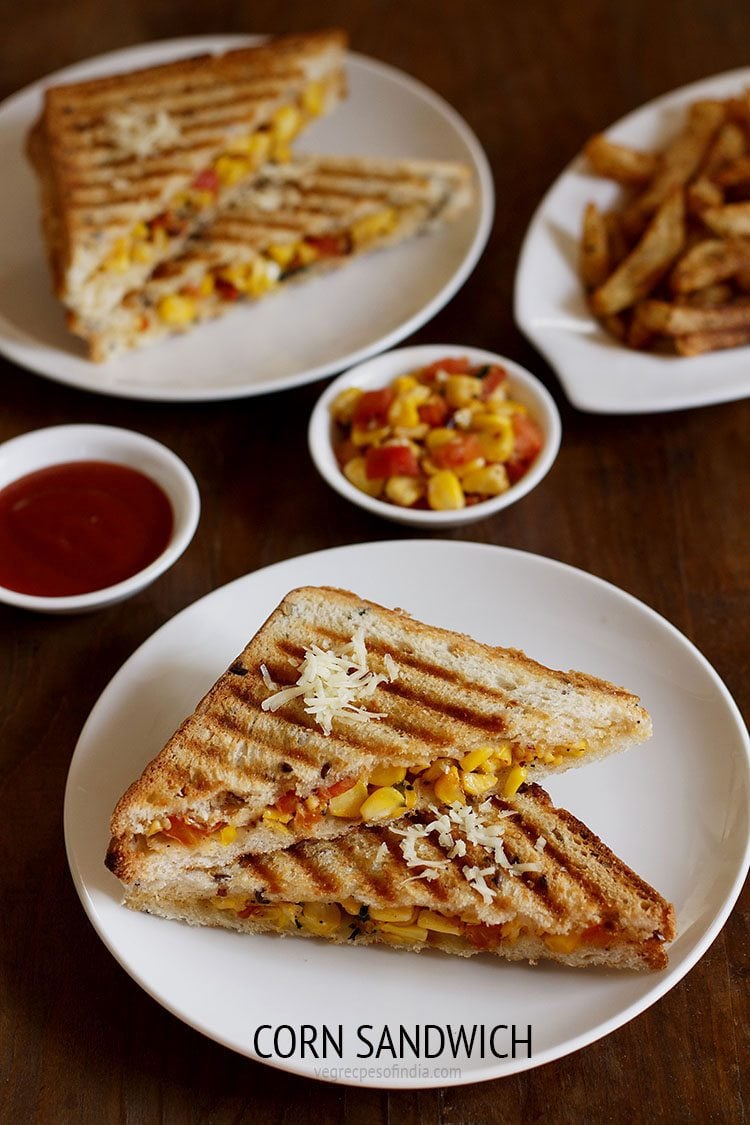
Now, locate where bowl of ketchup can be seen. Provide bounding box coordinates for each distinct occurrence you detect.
[0,425,200,613]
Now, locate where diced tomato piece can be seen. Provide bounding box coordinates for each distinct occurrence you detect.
[505,459,527,485]
[275,792,298,817]
[420,357,473,380]
[295,803,322,830]
[581,924,614,948]
[418,398,449,427]
[431,433,483,469]
[149,211,186,237]
[511,415,543,462]
[306,234,348,257]
[465,924,503,950]
[479,365,508,399]
[237,902,262,919]
[191,168,220,193]
[365,444,420,480]
[215,277,240,302]
[353,387,395,429]
[160,817,218,846]
[318,777,357,802]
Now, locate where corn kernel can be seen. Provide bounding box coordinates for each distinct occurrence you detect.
[300,901,341,935]
[350,425,391,448]
[421,758,452,782]
[455,457,486,480]
[131,242,153,264]
[368,764,407,786]
[376,922,428,943]
[350,208,397,247]
[385,475,424,508]
[502,765,527,797]
[369,905,416,923]
[263,903,301,930]
[328,779,369,818]
[301,81,326,116]
[267,242,297,269]
[461,771,496,797]
[103,238,130,273]
[329,386,363,425]
[388,397,420,429]
[359,786,405,821]
[158,294,197,326]
[296,242,319,266]
[425,427,457,451]
[444,374,482,408]
[272,142,292,163]
[145,819,163,837]
[132,221,148,239]
[501,918,524,942]
[214,154,249,186]
[417,910,463,935]
[479,742,512,770]
[272,104,302,143]
[340,898,362,916]
[226,132,271,161]
[427,470,465,511]
[404,785,418,810]
[476,427,515,463]
[152,226,169,250]
[461,464,510,497]
[393,375,418,395]
[544,932,581,954]
[461,746,494,773]
[219,825,237,845]
[213,895,246,911]
[198,274,215,297]
[343,456,384,497]
[433,765,464,804]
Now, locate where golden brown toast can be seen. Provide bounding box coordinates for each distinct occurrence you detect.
[27,30,347,318]
[118,784,676,971]
[68,154,474,360]
[106,586,652,877]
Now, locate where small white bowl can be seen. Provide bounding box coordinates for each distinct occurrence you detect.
[0,424,200,613]
[309,345,562,528]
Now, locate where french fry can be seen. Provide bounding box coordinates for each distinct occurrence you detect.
[627,302,658,350]
[580,202,610,288]
[675,325,750,355]
[670,237,750,292]
[702,201,750,236]
[701,121,746,177]
[714,155,750,187]
[625,100,725,223]
[604,210,630,266]
[683,283,734,307]
[632,297,750,335]
[686,178,724,218]
[584,134,657,184]
[590,188,686,316]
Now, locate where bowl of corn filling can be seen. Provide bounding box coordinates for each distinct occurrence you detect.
[309,345,561,527]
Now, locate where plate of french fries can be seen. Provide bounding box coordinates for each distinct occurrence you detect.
[514,68,750,413]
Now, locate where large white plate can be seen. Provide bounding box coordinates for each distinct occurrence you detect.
[514,68,750,414]
[64,540,749,1087]
[0,37,492,401]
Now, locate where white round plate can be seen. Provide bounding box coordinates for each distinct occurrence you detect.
[0,37,493,402]
[514,68,750,414]
[64,540,749,1087]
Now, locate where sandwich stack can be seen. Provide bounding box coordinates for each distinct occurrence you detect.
[106,586,675,972]
[27,31,475,361]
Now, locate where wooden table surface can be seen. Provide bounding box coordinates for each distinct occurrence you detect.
[1,1,748,1121]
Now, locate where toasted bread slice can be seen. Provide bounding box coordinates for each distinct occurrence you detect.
[27,30,347,319]
[69,154,473,360]
[106,586,652,877]
[118,784,676,971]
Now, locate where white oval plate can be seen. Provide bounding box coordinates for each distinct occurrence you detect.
[514,68,750,414]
[0,36,493,402]
[65,540,749,1087]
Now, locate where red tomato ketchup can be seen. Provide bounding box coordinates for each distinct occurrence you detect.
[0,461,173,597]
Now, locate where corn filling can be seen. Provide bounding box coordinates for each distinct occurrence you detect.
[101,82,329,277]
[153,206,400,328]
[146,739,588,847]
[212,895,616,954]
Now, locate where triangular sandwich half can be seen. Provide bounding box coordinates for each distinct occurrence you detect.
[70,154,474,360]
[27,30,347,321]
[106,586,653,879]
[116,784,675,971]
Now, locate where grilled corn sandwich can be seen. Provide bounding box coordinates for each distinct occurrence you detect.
[106,587,653,881]
[118,784,675,971]
[70,154,474,360]
[27,30,347,321]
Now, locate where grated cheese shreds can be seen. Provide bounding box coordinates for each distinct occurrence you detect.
[260,663,277,691]
[107,106,181,158]
[391,801,542,898]
[260,627,398,736]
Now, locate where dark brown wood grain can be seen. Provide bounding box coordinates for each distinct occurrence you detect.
[0,1,748,1121]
